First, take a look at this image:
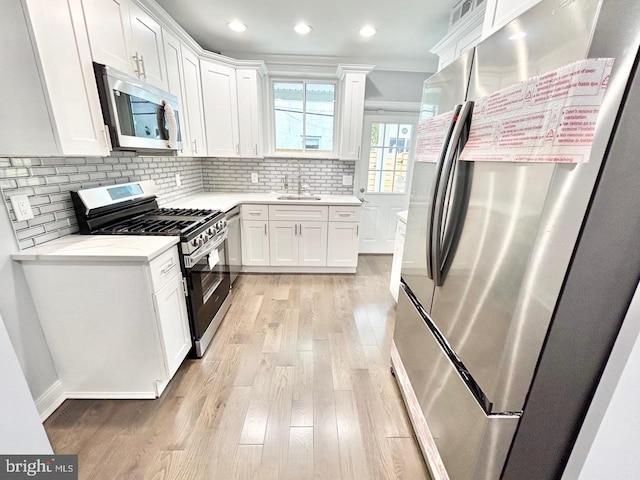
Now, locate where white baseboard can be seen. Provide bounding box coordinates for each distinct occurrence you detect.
[241,266,356,274]
[35,380,66,421]
[64,391,157,400]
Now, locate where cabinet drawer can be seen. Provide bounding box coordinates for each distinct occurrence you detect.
[329,206,360,222]
[149,246,181,292]
[242,204,269,220]
[269,205,328,221]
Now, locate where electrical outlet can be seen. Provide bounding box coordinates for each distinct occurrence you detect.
[175,173,181,187]
[342,175,353,186]
[251,172,259,183]
[10,195,34,221]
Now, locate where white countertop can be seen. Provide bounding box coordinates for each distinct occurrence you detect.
[167,192,362,212]
[397,210,408,224]
[12,235,179,263]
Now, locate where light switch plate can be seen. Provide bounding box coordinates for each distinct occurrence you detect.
[342,175,353,186]
[251,172,259,183]
[175,173,181,187]
[10,195,34,221]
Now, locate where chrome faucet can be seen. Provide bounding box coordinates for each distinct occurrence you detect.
[285,159,304,195]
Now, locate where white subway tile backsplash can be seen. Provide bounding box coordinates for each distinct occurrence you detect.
[1,155,354,248]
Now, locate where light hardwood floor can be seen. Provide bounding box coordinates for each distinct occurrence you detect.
[44,255,431,480]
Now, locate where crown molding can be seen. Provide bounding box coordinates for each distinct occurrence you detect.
[430,3,486,55]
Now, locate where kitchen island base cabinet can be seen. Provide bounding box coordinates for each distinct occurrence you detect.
[18,246,190,399]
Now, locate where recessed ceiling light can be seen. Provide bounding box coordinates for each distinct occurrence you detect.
[227,21,247,33]
[359,25,377,38]
[508,32,527,40]
[294,23,312,35]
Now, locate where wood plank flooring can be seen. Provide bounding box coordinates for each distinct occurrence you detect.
[44,255,430,480]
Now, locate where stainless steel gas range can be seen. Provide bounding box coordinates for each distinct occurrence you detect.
[71,180,231,357]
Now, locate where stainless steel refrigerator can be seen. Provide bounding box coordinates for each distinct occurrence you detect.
[394,0,640,478]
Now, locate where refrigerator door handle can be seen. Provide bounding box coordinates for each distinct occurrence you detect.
[426,104,462,280]
[432,100,474,286]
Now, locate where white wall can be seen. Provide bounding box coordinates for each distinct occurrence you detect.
[0,314,52,453]
[0,199,59,402]
[562,281,640,479]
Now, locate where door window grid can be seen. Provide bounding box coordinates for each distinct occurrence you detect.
[367,123,413,193]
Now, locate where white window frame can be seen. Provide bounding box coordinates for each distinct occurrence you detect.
[266,77,340,159]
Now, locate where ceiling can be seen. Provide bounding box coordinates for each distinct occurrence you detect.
[155,0,455,72]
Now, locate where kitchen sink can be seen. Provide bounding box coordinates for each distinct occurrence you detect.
[277,194,322,201]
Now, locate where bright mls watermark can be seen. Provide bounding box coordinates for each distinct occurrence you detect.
[0,456,77,480]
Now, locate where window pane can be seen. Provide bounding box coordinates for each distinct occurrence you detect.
[305,84,334,152]
[393,172,407,193]
[383,123,399,147]
[380,170,395,193]
[371,123,383,147]
[274,82,303,152]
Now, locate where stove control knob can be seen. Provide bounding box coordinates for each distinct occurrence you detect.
[191,239,199,247]
[223,220,227,228]
[207,227,214,235]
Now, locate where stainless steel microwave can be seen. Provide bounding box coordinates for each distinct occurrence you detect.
[93,63,182,152]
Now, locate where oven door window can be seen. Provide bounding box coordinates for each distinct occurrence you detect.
[188,244,230,339]
[112,90,181,142]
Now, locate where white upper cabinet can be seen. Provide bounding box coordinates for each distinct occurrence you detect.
[337,66,373,160]
[83,0,166,89]
[181,46,207,156]
[82,0,134,74]
[0,0,109,157]
[431,0,486,71]
[236,68,264,158]
[129,2,167,89]
[162,29,189,156]
[201,59,240,157]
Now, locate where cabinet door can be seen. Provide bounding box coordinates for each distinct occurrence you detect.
[153,273,191,379]
[163,29,189,156]
[327,222,359,267]
[269,221,298,266]
[182,47,207,156]
[242,220,270,266]
[82,0,134,75]
[339,72,367,160]
[299,221,328,267]
[129,3,166,89]
[236,68,262,157]
[201,60,240,157]
[24,0,110,157]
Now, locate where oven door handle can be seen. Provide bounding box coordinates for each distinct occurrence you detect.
[188,230,227,266]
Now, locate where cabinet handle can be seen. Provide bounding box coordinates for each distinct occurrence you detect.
[264,224,267,236]
[356,225,359,236]
[236,143,240,154]
[339,213,351,217]
[357,145,361,157]
[139,54,147,79]
[299,223,302,237]
[294,224,297,236]
[192,139,198,154]
[161,262,176,275]
[132,53,141,78]
[255,144,258,156]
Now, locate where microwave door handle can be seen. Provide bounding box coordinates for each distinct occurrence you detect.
[432,100,474,287]
[163,101,178,148]
[426,104,462,280]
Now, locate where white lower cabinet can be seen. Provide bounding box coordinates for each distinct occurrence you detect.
[389,219,407,302]
[269,221,327,267]
[241,204,359,272]
[327,222,359,268]
[17,245,191,398]
[242,220,270,266]
[153,273,191,379]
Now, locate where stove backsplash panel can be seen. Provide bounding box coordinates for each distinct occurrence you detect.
[0,153,203,249]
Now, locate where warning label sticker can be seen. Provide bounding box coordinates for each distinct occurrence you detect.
[414,110,455,163]
[459,58,615,163]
